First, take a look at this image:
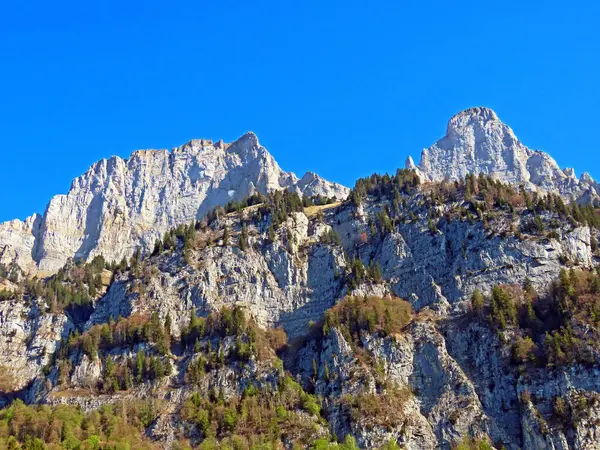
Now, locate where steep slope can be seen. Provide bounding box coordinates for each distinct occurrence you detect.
[407,107,600,204]
[2,173,600,448]
[0,133,348,274]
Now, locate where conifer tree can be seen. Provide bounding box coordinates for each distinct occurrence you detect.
[239,225,249,251]
[223,225,230,246]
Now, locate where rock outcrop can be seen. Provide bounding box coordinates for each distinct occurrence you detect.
[0,298,72,405]
[409,107,600,203]
[0,133,348,274]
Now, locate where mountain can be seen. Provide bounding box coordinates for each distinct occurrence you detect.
[0,132,349,274]
[407,107,600,203]
[1,110,600,449]
[2,174,598,449]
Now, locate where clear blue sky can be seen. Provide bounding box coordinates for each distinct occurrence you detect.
[1,1,598,222]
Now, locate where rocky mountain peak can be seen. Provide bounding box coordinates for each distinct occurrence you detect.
[409,107,599,203]
[405,155,417,170]
[446,106,500,133]
[0,133,349,274]
[237,130,260,146]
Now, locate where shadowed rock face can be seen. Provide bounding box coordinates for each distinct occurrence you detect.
[410,107,600,203]
[0,132,349,274]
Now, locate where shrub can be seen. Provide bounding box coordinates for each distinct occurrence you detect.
[452,436,493,450]
[512,336,537,365]
[471,290,485,319]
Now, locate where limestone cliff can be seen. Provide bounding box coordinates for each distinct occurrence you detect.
[0,133,348,274]
[409,107,600,203]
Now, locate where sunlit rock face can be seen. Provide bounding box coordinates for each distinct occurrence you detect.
[410,107,600,203]
[0,132,349,274]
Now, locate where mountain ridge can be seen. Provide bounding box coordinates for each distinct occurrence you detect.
[2,107,599,277]
[408,106,600,203]
[0,132,349,274]
[1,128,600,448]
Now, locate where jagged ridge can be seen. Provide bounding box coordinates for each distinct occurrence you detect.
[408,106,600,204]
[0,133,349,274]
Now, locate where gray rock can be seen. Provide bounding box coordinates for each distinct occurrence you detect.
[0,133,348,274]
[410,107,600,204]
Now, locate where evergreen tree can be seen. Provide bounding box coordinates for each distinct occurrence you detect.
[268,225,276,242]
[123,363,133,390]
[164,313,172,338]
[471,289,485,319]
[223,225,230,246]
[239,225,249,251]
[136,350,145,383]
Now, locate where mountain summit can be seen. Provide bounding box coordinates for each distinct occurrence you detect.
[409,107,600,203]
[2,108,598,275]
[0,133,349,273]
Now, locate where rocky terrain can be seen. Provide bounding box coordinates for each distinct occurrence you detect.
[407,107,600,204]
[0,132,348,274]
[0,108,600,449]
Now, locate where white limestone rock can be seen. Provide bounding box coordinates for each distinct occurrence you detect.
[0,298,72,403]
[0,133,349,274]
[410,107,600,203]
[0,214,41,273]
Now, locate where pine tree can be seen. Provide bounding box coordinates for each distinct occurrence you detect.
[123,363,133,390]
[471,289,485,319]
[104,356,115,392]
[164,313,172,338]
[189,308,199,329]
[152,239,163,256]
[162,231,175,250]
[239,225,249,251]
[136,350,145,383]
[100,323,113,347]
[151,356,165,379]
[369,262,382,283]
[268,225,276,242]
[223,225,230,246]
[164,358,173,376]
[384,308,392,335]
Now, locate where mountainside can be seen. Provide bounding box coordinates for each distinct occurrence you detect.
[407,107,600,204]
[1,109,600,449]
[0,132,348,274]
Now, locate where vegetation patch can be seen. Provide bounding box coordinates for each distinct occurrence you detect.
[0,399,162,449]
[323,295,413,345]
[471,268,600,368]
[178,376,324,448]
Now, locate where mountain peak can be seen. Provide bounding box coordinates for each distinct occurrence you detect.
[450,106,499,122]
[412,107,599,204]
[446,107,506,138]
[0,132,348,274]
[239,131,259,144]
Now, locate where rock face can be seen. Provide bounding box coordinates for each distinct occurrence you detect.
[0,177,599,448]
[0,133,348,274]
[86,210,347,339]
[0,298,72,405]
[86,194,597,342]
[0,214,42,274]
[410,107,600,203]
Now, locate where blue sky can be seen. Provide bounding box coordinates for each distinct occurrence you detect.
[1,0,598,222]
